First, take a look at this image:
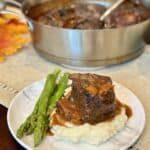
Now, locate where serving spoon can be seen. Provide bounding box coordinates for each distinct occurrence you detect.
[100,0,125,21]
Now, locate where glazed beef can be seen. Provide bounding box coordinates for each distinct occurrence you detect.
[56,97,83,124]
[56,73,117,125]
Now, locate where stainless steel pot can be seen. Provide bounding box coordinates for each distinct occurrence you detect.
[1,0,150,67]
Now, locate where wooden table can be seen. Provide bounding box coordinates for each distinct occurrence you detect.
[0,105,25,150]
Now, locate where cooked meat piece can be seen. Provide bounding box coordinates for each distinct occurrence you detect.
[56,73,117,125]
[56,97,83,124]
[28,1,150,29]
[31,3,106,29]
[105,1,150,28]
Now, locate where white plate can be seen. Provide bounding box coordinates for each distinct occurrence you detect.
[7,80,145,150]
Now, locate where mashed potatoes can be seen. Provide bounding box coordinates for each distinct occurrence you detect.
[51,107,127,145]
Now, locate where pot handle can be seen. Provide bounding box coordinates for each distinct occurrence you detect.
[0,0,34,31]
[1,0,22,10]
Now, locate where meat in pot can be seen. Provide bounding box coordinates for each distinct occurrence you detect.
[105,1,150,28]
[27,1,150,29]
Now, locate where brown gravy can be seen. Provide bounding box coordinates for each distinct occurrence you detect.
[51,113,66,126]
[48,130,54,136]
[50,99,132,128]
[125,104,132,118]
[116,100,132,119]
[48,99,132,136]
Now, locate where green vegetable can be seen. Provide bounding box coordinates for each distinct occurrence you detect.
[47,72,69,115]
[16,69,69,147]
[16,69,60,139]
[34,72,69,146]
[16,115,33,138]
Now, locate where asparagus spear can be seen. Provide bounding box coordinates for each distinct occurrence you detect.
[47,72,69,115]
[16,69,60,138]
[34,72,69,146]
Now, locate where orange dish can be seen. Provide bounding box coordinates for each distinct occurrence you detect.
[0,13,30,62]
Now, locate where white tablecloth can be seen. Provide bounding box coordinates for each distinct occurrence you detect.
[0,44,150,149]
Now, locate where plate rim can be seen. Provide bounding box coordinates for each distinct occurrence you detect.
[7,80,146,150]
